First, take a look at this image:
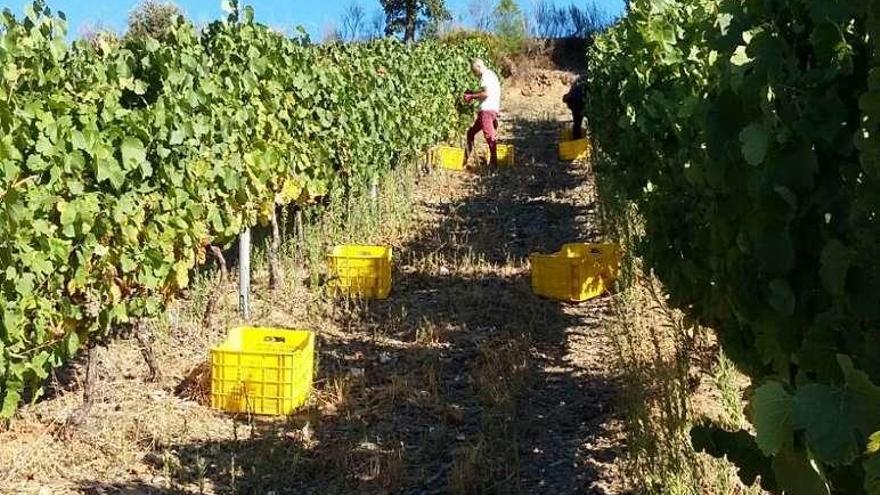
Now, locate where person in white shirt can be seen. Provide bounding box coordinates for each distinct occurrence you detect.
[463,58,502,168]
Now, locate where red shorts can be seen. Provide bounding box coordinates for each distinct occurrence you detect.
[467,111,499,143]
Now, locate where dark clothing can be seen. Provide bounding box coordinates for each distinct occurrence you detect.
[563,77,587,140]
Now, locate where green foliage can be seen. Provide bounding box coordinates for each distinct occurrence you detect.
[492,0,526,53]
[587,0,880,491]
[0,1,488,417]
[127,0,182,40]
[380,0,450,42]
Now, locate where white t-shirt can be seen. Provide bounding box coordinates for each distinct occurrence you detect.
[480,69,501,112]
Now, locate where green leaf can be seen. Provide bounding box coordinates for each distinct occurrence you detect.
[768,279,796,316]
[793,383,861,465]
[752,381,793,456]
[65,331,80,357]
[31,351,50,380]
[0,388,21,418]
[838,355,880,435]
[730,45,751,66]
[820,240,850,297]
[71,130,87,151]
[169,128,186,145]
[59,200,77,227]
[772,446,829,495]
[120,137,150,177]
[740,122,769,165]
[96,157,126,189]
[15,273,35,297]
[717,13,733,35]
[26,154,49,171]
[867,432,880,455]
[756,233,795,275]
[865,454,880,494]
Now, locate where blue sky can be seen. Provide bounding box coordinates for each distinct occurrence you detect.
[0,0,625,40]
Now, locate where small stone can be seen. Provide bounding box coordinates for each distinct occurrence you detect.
[148,390,167,401]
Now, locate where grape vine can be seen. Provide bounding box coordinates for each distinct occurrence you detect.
[587,0,880,492]
[0,1,487,417]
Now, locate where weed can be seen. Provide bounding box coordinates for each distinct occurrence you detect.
[713,350,746,429]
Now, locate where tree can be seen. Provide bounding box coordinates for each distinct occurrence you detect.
[79,22,119,46]
[380,0,450,42]
[494,0,526,52]
[567,3,606,37]
[341,2,367,41]
[127,0,182,39]
[322,22,342,43]
[467,0,491,32]
[367,9,386,40]
[532,0,564,38]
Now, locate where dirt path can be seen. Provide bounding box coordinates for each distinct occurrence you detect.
[0,69,625,495]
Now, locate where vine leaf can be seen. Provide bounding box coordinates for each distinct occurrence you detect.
[793,383,861,465]
[121,136,150,177]
[740,122,768,165]
[772,446,830,495]
[768,278,796,316]
[865,454,880,494]
[0,389,21,418]
[868,432,880,455]
[820,240,851,298]
[96,157,126,189]
[837,355,880,435]
[751,380,793,456]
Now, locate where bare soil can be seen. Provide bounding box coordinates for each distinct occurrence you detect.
[0,69,627,495]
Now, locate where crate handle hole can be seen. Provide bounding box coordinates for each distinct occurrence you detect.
[264,336,286,343]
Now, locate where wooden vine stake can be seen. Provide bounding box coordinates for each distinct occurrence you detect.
[294,207,305,263]
[239,229,251,321]
[135,318,161,383]
[64,344,97,432]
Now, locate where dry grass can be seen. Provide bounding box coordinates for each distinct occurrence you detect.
[595,156,765,495]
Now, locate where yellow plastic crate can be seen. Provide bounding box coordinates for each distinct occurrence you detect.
[327,244,392,299]
[563,243,620,282]
[211,327,315,416]
[497,144,515,166]
[529,243,620,302]
[558,128,591,161]
[433,145,466,171]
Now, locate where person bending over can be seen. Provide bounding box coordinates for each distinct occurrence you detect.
[463,58,502,168]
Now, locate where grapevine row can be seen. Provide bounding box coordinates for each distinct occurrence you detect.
[0,2,488,416]
[586,0,880,492]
